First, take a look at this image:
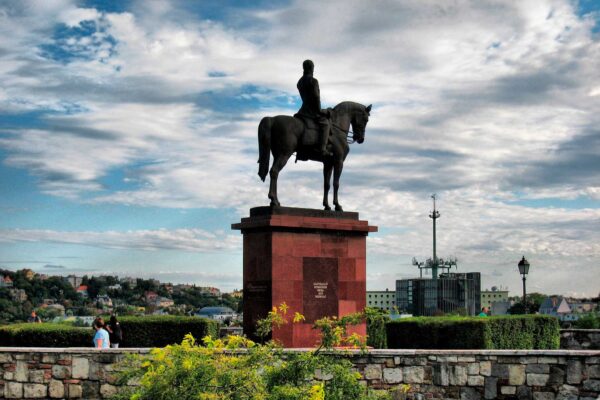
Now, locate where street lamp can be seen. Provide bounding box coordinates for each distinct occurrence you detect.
[518,256,530,313]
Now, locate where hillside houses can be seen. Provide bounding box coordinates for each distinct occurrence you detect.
[539,296,598,321]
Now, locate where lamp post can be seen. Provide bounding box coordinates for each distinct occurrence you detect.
[518,256,530,314]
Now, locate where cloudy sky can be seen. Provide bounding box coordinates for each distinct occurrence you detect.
[0,0,598,296]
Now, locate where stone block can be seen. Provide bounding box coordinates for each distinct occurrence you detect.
[383,368,402,384]
[491,363,508,379]
[479,361,491,377]
[533,393,555,400]
[484,377,497,399]
[67,384,82,398]
[433,363,449,386]
[458,357,476,362]
[72,357,90,379]
[548,366,565,384]
[23,383,47,398]
[52,364,71,379]
[508,364,525,385]
[467,375,484,386]
[41,355,57,364]
[467,362,479,375]
[519,356,538,364]
[527,373,549,386]
[460,387,481,400]
[82,381,100,398]
[0,353,12,363]
[526,364,549,374]
[500,386,516,395]
[100,384,118,397]
[4,371,14,380]
[588,364,600,379]
[14,361,28,382]
[566,360,582,384]
[403,366,425,384]
[555,385,577,400]
[28,370,46,383]
[449,365,468,386]
[516,385,531,399]
[5,382,23,399]
[364,364,382,380]
[89,362,106,380]
[582,379,600,392]
[538,357,558,364]
[49,380,65,398]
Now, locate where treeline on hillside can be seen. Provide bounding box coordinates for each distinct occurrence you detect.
[0,269,241,324]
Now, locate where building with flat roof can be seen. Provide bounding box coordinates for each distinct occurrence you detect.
[481,286,510,315]
[367,289,396,311]
[396,272,481,316]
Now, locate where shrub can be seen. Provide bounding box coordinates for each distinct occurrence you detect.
[113,304,392,400]
[117,315,218,347]
[0,316,218,348]
[0,323,93,347]
[365,307,389,348]
[386,315,559,349]
[572,313,600,329]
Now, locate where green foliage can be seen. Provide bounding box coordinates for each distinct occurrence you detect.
[113,335,389,400]
[112,304,391,399]
[118,315,218,347]
[386,315,559,349]
[572,313,600,329]
[365,307,389,349]
[0,316,217,347]
[0,323,93,347]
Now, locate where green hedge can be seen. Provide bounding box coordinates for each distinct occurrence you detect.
[0,323,93,347]
[386,315,560,349]
[0,316,218,348]
[118,316,218,347]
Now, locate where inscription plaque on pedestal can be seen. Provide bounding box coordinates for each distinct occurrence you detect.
[303,257,338,323]
[232,206,377,347]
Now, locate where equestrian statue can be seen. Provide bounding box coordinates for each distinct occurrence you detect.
[257,60,371,211]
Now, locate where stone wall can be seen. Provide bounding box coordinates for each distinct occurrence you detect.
[561,329,600,350]
[1,348,599,399]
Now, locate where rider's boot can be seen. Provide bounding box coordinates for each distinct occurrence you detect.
[320,124,332,157]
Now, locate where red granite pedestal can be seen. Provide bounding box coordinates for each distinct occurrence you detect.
[232,206,377,348]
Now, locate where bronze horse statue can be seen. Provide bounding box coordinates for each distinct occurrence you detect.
[257,101,371,211]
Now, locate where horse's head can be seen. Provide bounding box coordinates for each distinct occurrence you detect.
[351,104,371,144]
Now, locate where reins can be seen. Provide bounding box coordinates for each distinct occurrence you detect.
[331,122,355,144]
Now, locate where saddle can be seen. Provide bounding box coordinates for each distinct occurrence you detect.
[293,108,333,148]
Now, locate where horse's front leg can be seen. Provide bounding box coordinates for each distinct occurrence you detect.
[333,161,344,212]
[268,154,291,207]
[323,162,333,210]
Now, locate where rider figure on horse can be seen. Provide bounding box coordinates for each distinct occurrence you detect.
[296,60,332,157]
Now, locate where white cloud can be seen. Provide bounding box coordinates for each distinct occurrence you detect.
[0,227,240,252]
[0,0,599,296]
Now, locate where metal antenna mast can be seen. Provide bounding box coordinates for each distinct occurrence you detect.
[429,194,440,279]
[412,194,457,280]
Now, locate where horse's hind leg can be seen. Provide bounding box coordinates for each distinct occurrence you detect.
[268,153,291,207]
[323,162,333,210]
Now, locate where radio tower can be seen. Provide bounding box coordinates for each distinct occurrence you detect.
[429,194,441,279]
[412,194,457,280]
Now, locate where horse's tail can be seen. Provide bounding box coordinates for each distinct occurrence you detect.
[257,117,272,182]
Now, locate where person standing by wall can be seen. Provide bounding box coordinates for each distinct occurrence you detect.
[106,315,122,348]
[92,317,110,349]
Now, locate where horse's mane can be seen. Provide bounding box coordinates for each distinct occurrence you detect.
[333,101,363,112]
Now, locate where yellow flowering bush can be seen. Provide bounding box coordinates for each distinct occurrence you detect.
[113,304,394,400]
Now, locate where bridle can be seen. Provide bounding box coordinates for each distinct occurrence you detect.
[331,122,357,144]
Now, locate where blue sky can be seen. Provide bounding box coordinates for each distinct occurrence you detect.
[0,0,599,295]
